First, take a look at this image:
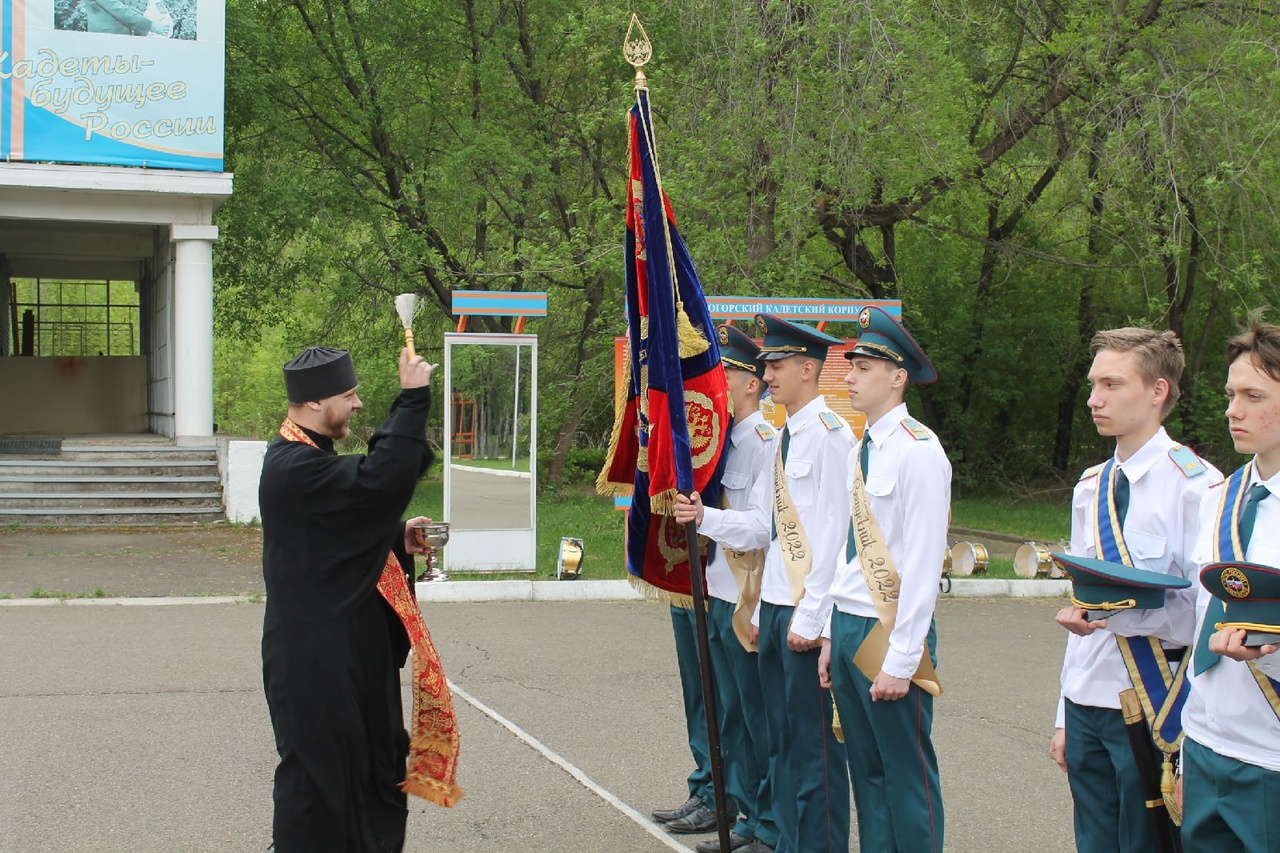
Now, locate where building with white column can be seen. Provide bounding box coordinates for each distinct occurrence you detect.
[0,164,232,442]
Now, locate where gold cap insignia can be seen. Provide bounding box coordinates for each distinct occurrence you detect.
[755,315,769,334]
[858,307,871,330]
[717,326,729,345]
[1222,566,1251,599]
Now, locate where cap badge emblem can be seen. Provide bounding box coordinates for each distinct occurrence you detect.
[1222,566,1250,599]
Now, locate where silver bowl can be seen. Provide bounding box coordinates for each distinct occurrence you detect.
[411,521,450,550]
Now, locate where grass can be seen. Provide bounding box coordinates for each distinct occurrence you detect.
[950,495,1070,543]
[29,587,107,599]
[961,556,1018,579]
[401,480,1074,582]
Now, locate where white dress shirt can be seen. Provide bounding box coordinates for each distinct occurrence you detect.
[1182,462,1280,773]
[1055,427,1222,727]
[824,403,952,680]
[707,409,775,603]
[698,394,854,640]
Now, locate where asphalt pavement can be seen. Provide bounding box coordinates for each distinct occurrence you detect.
[0,596,1075,852]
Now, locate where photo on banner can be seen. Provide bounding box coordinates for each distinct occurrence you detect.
[1,0,225,169]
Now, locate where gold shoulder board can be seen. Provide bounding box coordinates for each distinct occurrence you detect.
[755,423,775,442]
[819,411,843,431]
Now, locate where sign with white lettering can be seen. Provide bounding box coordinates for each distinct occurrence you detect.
[0,0,224,170]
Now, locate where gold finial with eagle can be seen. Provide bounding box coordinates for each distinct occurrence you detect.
[623,14,652,89]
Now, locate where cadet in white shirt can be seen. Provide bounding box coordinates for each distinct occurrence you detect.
[817,305,950,853]
[1049,328,1219,853]
[677,314,851,853]
[687,324,779,853]
[1181,319,1280,851]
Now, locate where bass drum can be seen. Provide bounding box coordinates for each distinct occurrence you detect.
[1014,542,1053,578]
[950,541,989,576]
[557,537,585,580]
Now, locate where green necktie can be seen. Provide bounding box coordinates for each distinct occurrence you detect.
[1114,468,1130,528]
[1194,483,1270,675]
[770,425,791,541]
[845,436,871,562]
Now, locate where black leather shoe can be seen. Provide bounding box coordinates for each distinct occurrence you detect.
[695,832,751,852]
[652,796,702,824]
[665,803,718,834]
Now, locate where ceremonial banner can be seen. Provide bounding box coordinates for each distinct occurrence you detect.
[597,87,729,602]
[0,0,224,170]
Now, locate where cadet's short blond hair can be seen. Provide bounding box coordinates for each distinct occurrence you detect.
[1225,315,1280,382]
[1090,327,1184,417]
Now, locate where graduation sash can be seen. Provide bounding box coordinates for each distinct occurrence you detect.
[848,444,942,697]
[278,419,464,807]
[1199,462,1280,721]
[721,491,765,652]
[772,439,811,606]
[1093,457,1188,752]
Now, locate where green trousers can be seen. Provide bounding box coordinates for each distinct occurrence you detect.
[671,604,714,805]
[758,602,850,853]
[708,597,778,847]
[1182,737,1280,852]
[1063,699,1156,853]
[829,611,943,853]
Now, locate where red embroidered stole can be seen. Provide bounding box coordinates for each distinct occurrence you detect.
[278,418,463,807]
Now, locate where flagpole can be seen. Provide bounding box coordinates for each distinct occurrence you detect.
[625,17,733,853]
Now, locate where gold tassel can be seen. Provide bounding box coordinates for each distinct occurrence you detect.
[831,700,845,744]
[675,302,709,358]
[1161,754,1182,826]
[401,776,465,808]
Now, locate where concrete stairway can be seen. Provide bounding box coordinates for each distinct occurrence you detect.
[0,441,224,526]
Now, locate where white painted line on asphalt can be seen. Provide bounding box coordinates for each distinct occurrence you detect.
[0,595,259,607]
[446,679,695,853]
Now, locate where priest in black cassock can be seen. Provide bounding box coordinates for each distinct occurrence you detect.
[260,345,458,853]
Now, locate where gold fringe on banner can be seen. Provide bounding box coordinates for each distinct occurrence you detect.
[628,573,695,610]
[650,487,679,517]
[596,340,636,497]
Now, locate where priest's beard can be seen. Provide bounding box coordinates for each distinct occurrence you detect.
[317,398,357,440]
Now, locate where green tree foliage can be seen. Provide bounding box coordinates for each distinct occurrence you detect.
[217,0,1280,490]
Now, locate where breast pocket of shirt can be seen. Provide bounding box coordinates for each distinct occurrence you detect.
[1126,529,1167,567]
[865,474,897,524]
[785,460,815,507]
[721,470,750,499]
[1077,501,1097,556]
